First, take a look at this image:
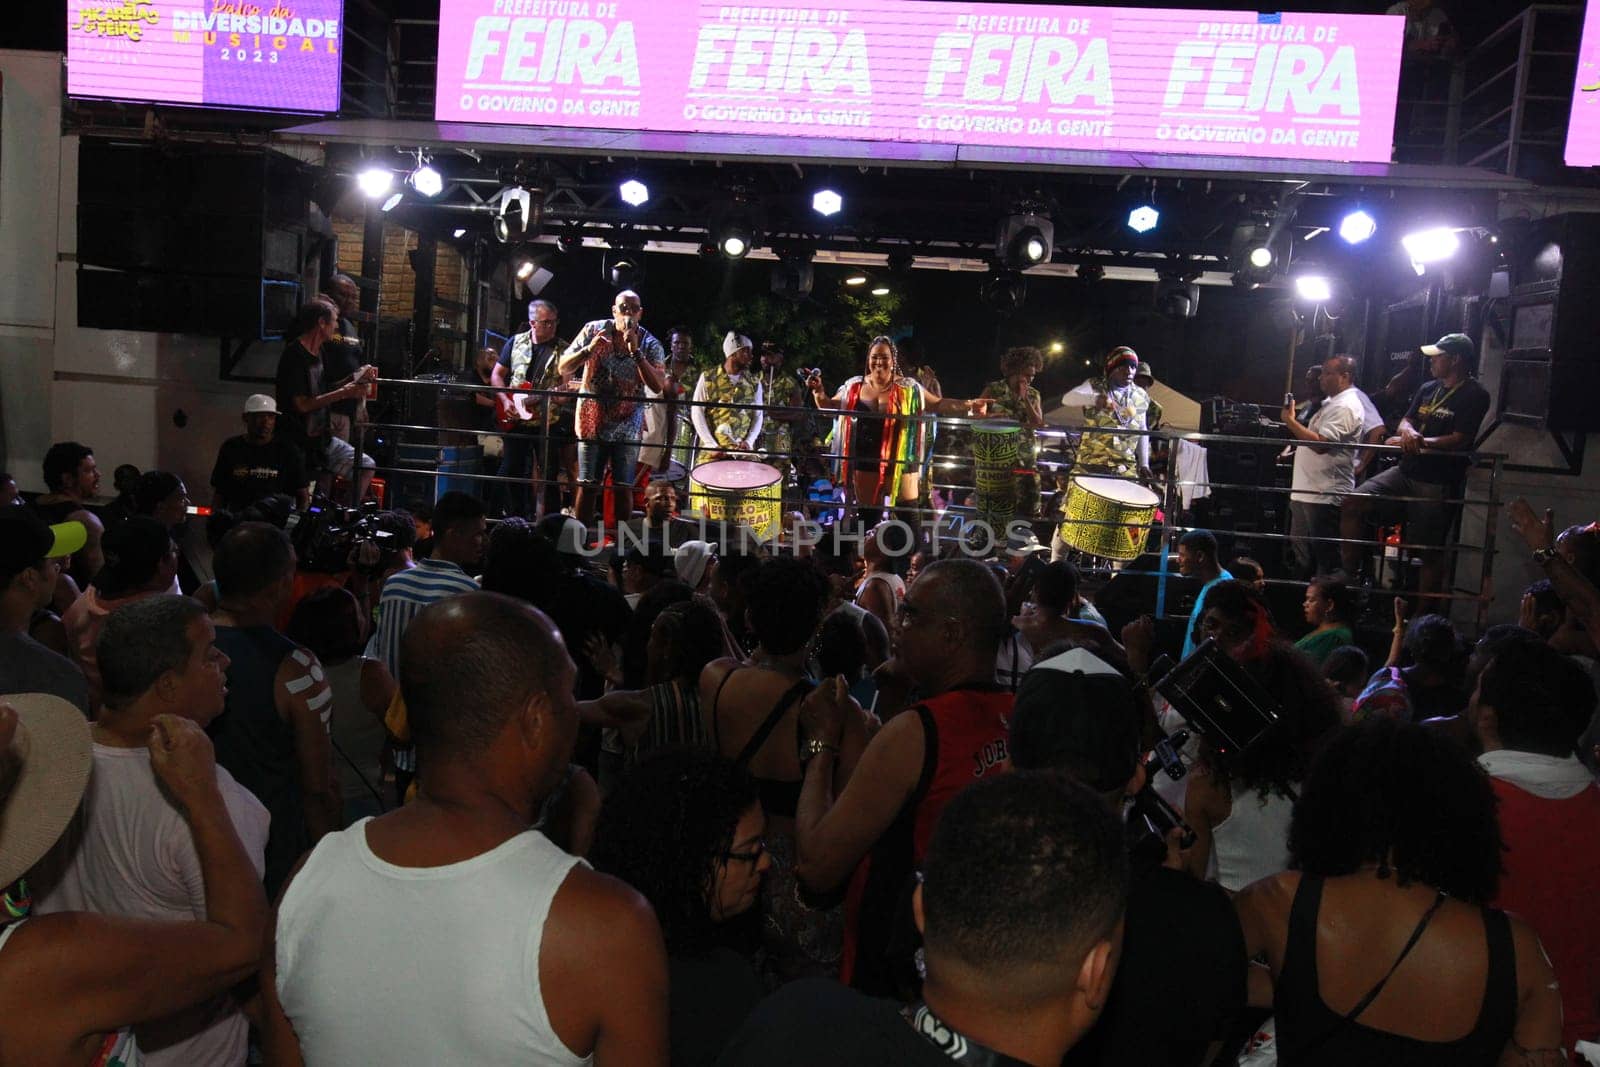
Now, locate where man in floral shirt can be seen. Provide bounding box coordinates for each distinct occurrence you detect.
[556,289,666,538]
[691,331,764,462]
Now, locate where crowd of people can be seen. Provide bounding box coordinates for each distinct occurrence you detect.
[0,281,1596,1065]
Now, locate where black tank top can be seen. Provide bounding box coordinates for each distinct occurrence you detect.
[712,669,814,819]
[209,624,306,899]
[1274,876,1517,1066]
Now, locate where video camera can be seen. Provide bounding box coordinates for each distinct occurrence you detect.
[1126,637,1284,869]
[288,497,395,574]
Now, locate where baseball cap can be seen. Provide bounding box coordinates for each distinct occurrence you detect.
[1009,648,1140,792]
[537,514,589,557]
[1420,333,1475,363]
[674,540,715,588]
[1005,529,1050,559]
[0,509,87,578]
[243,394,278,415]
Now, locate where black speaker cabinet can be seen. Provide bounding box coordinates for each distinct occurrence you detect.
[1500,213,1600,432]
[76,139,309,339]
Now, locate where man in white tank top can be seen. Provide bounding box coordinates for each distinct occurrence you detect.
[259,593,669,1066]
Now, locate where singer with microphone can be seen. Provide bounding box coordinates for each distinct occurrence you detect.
[556,289,666,538]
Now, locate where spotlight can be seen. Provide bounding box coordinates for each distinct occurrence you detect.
[380,192,403,213]
[1294,274,1334,302]
[980,270,1028,315]
[812,189,843,216]
[516,259,536,281]
[410,165,444,198]
[1127,205,1160,234]
[1155,272,1200,319]
[452,228,467,239]
[870,284,891,297]
[619,179,649,207]
[1338,210,1377,244]
[604,244,646,288]
[492,215,511,243]
[844,271,868,286]
[357,167,393,198]
[1402,227,1461,266]
[1049,341,1065,354]
[771,252,815,299]
[717,223,754,259]
[1247,245,1274,270]
[886,250,915,276]
[556,231,582,254]
[997,212,1054,271]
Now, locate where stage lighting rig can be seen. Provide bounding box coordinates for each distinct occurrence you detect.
[997,212,1054,270]
[772,249,815,299]
[1294,274,1334,302]
[1127,205,1160,234]
[356,167,393,199]
[619,179,649,207]
[716,222,755,259]
[604,238,646,288]
[812,189,843,217]
[1402,227,1461,275]
[380,192,403,213]
[870,283,892,297]
[1155,269,1200,319]
[1075,263,1106,283]
[844,271,868,286]
[1338,209,1377,244]
[1229,223,1279,288]
[980,269,1028,315]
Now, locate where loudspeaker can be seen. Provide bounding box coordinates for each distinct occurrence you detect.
[1499,213,1600,432]
[76,139,309,338]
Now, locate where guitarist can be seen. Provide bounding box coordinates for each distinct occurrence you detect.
[490,298,569,518]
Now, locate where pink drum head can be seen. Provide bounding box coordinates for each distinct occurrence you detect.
[692,460,782,491]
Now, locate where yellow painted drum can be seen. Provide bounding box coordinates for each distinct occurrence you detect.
[1058,476,1160,561]
[971,419,1022,530]
[690,460,783,541]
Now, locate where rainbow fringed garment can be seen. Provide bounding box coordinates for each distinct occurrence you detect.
[829,376,929,498]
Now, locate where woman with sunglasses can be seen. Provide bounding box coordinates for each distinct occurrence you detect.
[591,748,771,1067]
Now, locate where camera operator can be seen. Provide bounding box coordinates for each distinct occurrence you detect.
[1010,647,1247,1067]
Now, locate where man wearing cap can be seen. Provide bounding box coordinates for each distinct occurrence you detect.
[1341,333,1489,597]
[1072,346,1153,483]
[210,394,310,513]
[691,331,765,461]
[0,510,91,715]
[1009,649,1247,1067]
[1134,361,1164,432]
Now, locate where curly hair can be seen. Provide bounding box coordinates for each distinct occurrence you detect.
[746,557,829,654]
[623,580,694,688]
[1200,581,1342,801]
[590,748,760,956]
[1307,576,1351,623]
[999,346,1044,379]
[651,596,727,685]
[1289,718,1503,902]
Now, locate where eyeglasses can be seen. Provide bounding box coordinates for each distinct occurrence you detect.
[532,317,558,327]
[724,838,767,864]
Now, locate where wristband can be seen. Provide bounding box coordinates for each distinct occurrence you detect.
[1532,547,1557,566]
[798,737,839,766]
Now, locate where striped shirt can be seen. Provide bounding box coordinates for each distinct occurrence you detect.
[373,559,481,676]
[373,560,479,773]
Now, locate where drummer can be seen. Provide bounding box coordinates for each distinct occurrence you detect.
[691,331,764,462]
[980,346,1046,518]
[757,341,806,488]
[1070,345,1154,484]
[808,335,991,524]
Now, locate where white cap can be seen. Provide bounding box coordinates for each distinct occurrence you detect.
[243,394,278,415]
[674,540,715,588]
[723,331,753,358]
[550,516,587,556]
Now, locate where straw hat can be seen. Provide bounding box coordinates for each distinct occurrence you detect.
[0,694,92,888]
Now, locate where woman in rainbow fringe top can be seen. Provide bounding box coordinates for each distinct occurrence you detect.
[807,336,992,518]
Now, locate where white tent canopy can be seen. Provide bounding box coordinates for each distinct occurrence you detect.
[1044,378,1202,432]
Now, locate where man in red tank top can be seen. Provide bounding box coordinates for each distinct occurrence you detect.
[792,558,1014,995]
[1472,639,1600,1055]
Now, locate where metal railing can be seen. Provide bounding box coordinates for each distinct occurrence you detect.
[351,376,1507,634]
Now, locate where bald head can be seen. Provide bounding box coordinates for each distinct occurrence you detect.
[918,558,1007,657]
[400,592,572,759]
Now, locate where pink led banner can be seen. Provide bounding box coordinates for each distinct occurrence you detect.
[435,2,1403,164]
[1568,2,1600,166]
[67,0,344,113]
